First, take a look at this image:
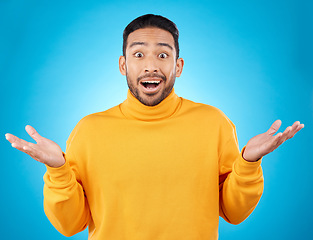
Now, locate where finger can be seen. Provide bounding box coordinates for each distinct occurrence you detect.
[22,145,45,162]
[285,121,300,140]
[25,125,43,143]
[5,133,32,147]
[269,122,303,149]
[276,126,292,145]
[267,119,282,136]
[10,138,44,162]
[289,123,304,139]
[263,132,283,153]
[9,137,38,153]
[9,137,30,153]
[6,133,39,153]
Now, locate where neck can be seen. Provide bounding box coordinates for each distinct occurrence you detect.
[120,88,182,121]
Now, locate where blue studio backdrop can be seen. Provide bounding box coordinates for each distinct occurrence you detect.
[1,0,312,239]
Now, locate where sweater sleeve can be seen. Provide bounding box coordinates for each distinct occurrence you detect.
[43,123,91,237]
[218,121,264,225]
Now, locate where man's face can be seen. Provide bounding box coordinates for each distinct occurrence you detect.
[119,27,184,106]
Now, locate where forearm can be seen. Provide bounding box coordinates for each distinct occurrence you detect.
[219,147,264,224]
[43,156,91,237]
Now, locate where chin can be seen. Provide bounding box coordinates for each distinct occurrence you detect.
[140,96,163,106]
[136,91,164,106]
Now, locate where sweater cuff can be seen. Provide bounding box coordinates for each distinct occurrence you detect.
[234,147,262,177]
[44,152,72,184]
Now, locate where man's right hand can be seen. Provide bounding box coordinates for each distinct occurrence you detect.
[5,125,65,168]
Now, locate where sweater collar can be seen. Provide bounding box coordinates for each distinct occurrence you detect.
[120,88,181,121]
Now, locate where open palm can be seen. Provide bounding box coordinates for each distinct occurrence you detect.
[243,120,304,162]
[5,125,65,168]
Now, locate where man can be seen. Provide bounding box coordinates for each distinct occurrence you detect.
[5,14,304,239]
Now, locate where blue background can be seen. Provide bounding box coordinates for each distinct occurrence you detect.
[1,0,312,239]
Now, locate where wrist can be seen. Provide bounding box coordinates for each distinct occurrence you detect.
[46,152,66,168]
[48,160,66,168]
[242,146,261,162]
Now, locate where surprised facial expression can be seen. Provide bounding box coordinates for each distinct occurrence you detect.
[119,27,184,106]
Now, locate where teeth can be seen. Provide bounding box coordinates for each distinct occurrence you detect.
[142,81,160,84]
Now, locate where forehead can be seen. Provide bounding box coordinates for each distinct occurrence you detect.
[126,27,175,49]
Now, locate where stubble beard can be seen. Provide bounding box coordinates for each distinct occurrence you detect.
[126,72,176,106]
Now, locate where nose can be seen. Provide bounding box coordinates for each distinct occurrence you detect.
[144,56,159,73]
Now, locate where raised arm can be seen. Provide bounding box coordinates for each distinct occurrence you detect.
[219,119,304,224]
[5,125,90,237]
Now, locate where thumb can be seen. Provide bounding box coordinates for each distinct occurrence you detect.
[25,125,43,143]
[267,119,282,136]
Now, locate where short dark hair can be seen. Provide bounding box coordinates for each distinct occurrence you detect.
[123,14,179,59]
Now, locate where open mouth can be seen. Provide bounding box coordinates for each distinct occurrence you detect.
[140,80,161,89]
[140,79,163,93]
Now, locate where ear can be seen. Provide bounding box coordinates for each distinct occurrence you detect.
[119,56,126,76]
[175,58,184,77]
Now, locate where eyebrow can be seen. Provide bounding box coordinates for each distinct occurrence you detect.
[129,41,173,50]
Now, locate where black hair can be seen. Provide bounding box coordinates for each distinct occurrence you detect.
[123,14,179,59]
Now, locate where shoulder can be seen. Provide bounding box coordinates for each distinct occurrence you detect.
[181,97,238,144]
[67,105,121,139]
[180,97,234,127]
[77,105,121,125]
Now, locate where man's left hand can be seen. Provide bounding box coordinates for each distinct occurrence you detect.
[243,120,304,162]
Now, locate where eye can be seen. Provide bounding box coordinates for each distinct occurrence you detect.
[134,52,143,58]
[158,52,168,59]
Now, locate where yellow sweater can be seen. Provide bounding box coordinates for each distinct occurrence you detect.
[43,89,264,240]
